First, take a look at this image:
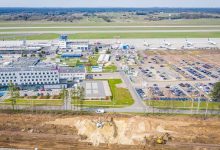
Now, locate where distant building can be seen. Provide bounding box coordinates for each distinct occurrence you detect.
[59,35,68,41]
[68,41,90,51]
[0,47,42,54]
[58,35,68,49]
[97,54,110,64]
[91,66,103,72]
[61,53,82,58]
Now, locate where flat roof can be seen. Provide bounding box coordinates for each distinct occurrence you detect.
[59,66,85,74]
[0,65,58,72]
[82,80,112,99]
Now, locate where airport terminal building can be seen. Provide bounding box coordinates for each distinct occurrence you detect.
[0,57,86,87]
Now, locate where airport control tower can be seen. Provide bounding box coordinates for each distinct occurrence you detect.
[59,34,68,49]
[59,34,68,41]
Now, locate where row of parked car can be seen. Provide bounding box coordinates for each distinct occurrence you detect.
[194,66,218,79]
[150,84,164,96]
[195,83,214,95]
[179,83,200,96]
[136,88,146,98]
[185,67,205,79]
[170,86,186,97]
[140,67,154,78]
[172,65,197,80]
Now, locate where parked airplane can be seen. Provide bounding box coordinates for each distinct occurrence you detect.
[208,38,216,45]
[162,40,172,46]
[144,41,151,47]
[185,39,193,46]
[166,47,177,50]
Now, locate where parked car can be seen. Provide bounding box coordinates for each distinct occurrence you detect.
[96,109,105,114]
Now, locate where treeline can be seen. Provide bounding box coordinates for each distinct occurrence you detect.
[143,12,220,21]
[0,13,83,22]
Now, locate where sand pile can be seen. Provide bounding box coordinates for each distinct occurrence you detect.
[46,116,179,146]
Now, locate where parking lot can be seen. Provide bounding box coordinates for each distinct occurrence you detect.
[20,89,62,98]
[130,49,220,102]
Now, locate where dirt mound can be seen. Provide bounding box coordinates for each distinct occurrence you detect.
[46,116,181,146]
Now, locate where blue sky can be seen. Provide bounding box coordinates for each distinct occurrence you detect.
[0,0,219,8]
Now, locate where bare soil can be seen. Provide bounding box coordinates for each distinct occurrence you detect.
[0,112,220,150]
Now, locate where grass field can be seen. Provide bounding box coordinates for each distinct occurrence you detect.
[145,100,220,110]
[60,58,79,67]
[72,79,134,108]
[1,27,220,32]
[89,54,99,66]
[1,32,220,40]
[3,99,63,106]
[1,19,220,26]
[103,65,117,72]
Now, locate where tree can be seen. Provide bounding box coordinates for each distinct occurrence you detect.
[106,49,111,54]
[8,82,19,110]
[78,87,85,113]
[95,46,99,53]
[71,88,79,111]
[211,82,220,102]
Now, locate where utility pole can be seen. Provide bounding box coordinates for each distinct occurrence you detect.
[205,99,209,119]
[197,92,201,114]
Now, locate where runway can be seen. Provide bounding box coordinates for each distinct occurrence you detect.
[0,25,220,29]
[1,29,220,34]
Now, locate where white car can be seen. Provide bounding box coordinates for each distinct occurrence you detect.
[95,109,105,114]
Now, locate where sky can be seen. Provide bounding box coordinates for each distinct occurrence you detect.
[0,0,220,8]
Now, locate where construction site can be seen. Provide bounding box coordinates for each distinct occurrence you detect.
[0,111,220,150]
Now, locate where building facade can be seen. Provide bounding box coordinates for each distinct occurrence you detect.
[0,66,86,86]
[0,66,60,86]
[59,67,86,81]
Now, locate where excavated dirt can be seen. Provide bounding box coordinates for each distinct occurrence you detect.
[0,112,220,150]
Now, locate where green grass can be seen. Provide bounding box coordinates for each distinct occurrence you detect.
[1,27,220,32]
[3,99,63,106]
[72,79,134,108]
[86,55,99,73]
[89,54,99,66]
[145,100,220,110]
[1,19,220,26]
[2,32,220,40]
[69,32,220,39]
[60,58,79,67]
[103,65,117,72]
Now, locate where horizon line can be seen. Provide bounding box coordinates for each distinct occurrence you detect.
[0,6,220,9]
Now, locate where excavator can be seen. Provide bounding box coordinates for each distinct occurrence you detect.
[155,133,172,144]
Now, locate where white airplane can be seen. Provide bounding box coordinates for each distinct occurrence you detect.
[208,38,216,45]
[143,41,151,47]
[115,40,121,44]
[167,47,177,50]
[162,40,171,46]
[185,39,193,46]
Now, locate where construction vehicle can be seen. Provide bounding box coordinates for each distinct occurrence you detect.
[155,133,172,144]
[93,117,114,128]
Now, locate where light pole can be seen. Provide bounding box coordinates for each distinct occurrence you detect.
[197,92,201,114]
[205,99,209,119]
